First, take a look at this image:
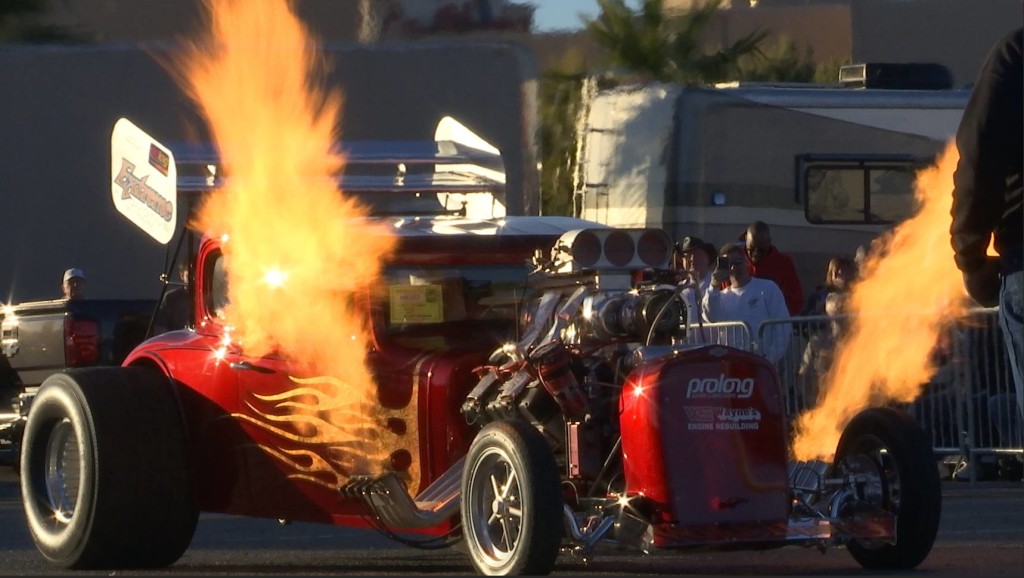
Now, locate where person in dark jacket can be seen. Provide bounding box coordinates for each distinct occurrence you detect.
[0,353,22,410]
[951,27,1023,422]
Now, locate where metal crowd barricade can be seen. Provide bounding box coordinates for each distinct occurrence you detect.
[676,320,752,351]
[949,308,1023,460]
[757,315,830,418]
[753,307,1023,462]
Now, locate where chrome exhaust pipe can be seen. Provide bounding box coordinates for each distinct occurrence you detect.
[341,457,464,529]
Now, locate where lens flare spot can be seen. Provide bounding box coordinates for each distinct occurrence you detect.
[262,267,289,288]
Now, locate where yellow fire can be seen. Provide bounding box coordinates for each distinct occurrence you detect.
[172,0,397,477]
[792,142,972,461]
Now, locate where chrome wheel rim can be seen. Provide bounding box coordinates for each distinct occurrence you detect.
[43,418,81,525]
[843,439,900,511]
[842,437,901,549]
[468,447,523,568]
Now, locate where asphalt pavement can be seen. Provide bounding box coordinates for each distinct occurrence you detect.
[1,468,1021,576]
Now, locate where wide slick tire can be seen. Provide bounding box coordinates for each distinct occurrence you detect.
[19,367,198,569]
[461,420,563,576]
[834,407,941,570]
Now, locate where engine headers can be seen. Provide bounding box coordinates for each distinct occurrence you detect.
[529,341,590,419]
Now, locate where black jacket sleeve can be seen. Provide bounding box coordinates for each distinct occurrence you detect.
[0,353,21,390]
[951,28,1024,274]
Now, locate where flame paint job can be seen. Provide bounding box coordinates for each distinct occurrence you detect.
[123,224,571,526]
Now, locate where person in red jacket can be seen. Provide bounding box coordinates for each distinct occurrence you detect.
[744,221,804,316]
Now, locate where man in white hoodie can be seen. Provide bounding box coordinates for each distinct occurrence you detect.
[702,243,791,363]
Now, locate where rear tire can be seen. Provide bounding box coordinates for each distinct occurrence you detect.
[461,420,562,576]
[835,407,941,570]
[20,367,197,569]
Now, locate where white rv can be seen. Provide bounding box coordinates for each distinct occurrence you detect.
[573,80,969,292]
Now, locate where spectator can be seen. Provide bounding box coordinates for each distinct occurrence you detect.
[62,268,86,300]
[703,243,791,363]
[744,221,804,316]
[823,257,857,317]
[950,28,1022,425]
[153,263,191,334]
[801,256,855,317]
[800,283,827,318]
[798,256,858,407]
[674,236,715,328]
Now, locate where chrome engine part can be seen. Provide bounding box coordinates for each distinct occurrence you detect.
[459,228,684,554]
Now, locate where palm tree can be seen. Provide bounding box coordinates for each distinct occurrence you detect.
[586,0,674,82]
[538,51,588,216]
[586,0,767,86]
[738,35,847,84]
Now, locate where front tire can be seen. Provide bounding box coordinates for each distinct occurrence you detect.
[461,420,562,576]
[20,367,198,569]
[835,407,941,570]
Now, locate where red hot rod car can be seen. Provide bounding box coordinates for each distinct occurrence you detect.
[18,145,939,576]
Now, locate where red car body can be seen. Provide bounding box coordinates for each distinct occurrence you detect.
[122,216,594,528]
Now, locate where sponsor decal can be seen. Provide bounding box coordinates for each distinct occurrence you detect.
[113,158,174,222]
[686,405,762,431]
[148,143,171,176]
[684,406,715,422]
[686,373,755,399]
[717,407,761,422]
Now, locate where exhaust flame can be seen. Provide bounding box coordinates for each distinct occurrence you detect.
[792,142,972,461]
[173,0,396,476]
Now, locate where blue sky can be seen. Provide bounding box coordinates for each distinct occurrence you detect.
[533,0,604,32]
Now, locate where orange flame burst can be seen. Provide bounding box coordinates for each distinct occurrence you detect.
[791,142,972,461]
[174,0,396,474]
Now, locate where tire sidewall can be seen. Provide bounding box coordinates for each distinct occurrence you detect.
[20,375,97,566]
[835,407,941,569]
[461,421,560,576]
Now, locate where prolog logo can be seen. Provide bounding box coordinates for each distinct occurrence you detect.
[686,374,755,399]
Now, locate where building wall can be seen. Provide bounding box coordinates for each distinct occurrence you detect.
[0,41,538,301]
[31,0,1023,86]
[38,0,363,44]
[708,3,854,64]
[851,0,1023,87]
[712,0,1021,87]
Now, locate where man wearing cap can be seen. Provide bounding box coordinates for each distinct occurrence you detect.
[674,236,716,329]
[62,268,86,300]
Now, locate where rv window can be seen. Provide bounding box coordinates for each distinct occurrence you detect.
[800,156,924,225]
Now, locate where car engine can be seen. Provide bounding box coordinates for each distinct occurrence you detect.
[461,227,684,498]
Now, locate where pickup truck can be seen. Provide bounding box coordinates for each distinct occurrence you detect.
[0,298,156,466]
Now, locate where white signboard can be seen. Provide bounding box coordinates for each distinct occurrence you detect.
[110,118,177,244]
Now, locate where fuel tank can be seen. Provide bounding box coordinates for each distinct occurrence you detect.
[619,345,791,545]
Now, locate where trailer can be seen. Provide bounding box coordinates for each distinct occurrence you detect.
[573,77,970,291]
